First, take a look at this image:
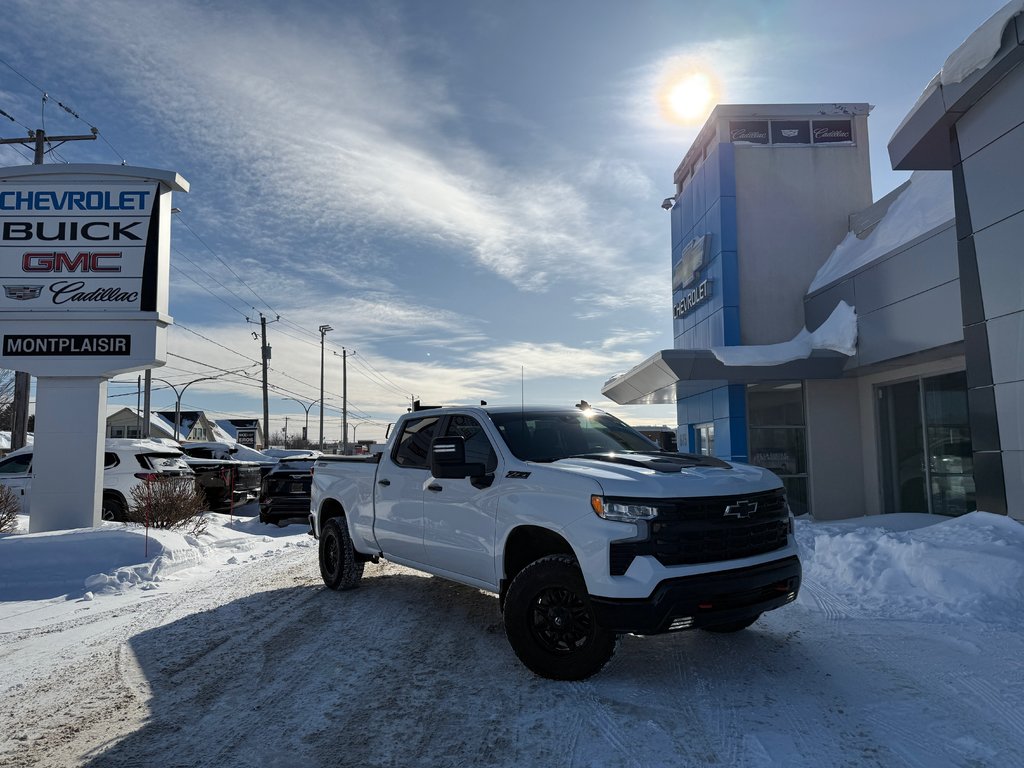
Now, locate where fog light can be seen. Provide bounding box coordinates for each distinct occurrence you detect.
[668,617,694,631]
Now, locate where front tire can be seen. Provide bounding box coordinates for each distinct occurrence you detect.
[503,554,617,681]
[319,517,364,591]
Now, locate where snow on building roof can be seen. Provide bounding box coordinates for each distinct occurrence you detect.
[808,171,954,294]
[709,301,857,367]
[892,1,1024,143]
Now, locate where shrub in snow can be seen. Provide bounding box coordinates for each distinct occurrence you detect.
[0,485,18,533]
[128,477,208,536]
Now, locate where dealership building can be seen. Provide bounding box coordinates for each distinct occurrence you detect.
[604,7,1024,522]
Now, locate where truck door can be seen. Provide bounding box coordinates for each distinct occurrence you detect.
[372,414,440,565]
[422,414,500,586]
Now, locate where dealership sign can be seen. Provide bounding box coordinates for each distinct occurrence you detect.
[674,279,712,319]
[0,182,158,312]
[730,119,854,146]
[0,164,187,377]
[0,165,189,535]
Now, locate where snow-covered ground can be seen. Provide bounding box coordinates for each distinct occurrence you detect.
[2,508,1023,767]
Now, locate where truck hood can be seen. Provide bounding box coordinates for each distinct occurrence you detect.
[533,452,781,498]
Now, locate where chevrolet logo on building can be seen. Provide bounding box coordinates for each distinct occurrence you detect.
[723,500,758,519]
[3,285,43,301]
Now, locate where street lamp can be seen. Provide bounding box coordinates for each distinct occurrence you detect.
[282,397,320,446]
[152,368,250,440]
[318,325,332,451]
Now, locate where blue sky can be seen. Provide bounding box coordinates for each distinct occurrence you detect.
[0,0,1009,444]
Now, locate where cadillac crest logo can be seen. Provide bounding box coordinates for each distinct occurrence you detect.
[4,285,43,301]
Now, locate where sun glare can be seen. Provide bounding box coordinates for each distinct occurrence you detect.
[659,69,719,125]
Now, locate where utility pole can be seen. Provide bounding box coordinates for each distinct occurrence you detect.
[283,416,289,448]
[0,126,98,450]
[142,369,152,437]
[248,313,278,451]
[318,325,332,451]
[342,348,348,455]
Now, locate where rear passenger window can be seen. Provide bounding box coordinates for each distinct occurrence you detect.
[104,452,120,469]
[445,415,498,473]
[392,416,440,469]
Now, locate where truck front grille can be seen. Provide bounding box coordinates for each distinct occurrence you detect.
[609,488,789,575]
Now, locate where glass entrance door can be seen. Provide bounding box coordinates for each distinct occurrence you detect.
[878,371,975,516]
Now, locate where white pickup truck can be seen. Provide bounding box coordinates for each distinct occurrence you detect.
[310,404,801,680]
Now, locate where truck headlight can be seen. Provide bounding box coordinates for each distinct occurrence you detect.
[591,496,662,522]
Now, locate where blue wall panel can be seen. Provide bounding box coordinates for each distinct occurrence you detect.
[673,141,746,460]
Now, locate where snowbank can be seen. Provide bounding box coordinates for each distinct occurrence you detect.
[796,511,1024,626]
[809,171,954,293]
[0,512,312,604]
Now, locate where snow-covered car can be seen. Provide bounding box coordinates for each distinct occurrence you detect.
[0,438,195,520]
[259,457,316,525]
[182,441,278,478]
[262,448,322,459]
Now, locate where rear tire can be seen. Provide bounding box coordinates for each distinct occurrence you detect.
[101,492,127,522]
[503,554,617,681]
[701,614,761,633]
[319,517,364,590]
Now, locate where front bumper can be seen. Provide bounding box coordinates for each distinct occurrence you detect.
[589,555,801,635]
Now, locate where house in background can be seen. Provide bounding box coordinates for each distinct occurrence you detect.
[106,406,181,441]
[105,408,264,447]
[154,411,221,442]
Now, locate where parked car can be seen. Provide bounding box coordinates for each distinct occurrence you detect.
[182,441,278,478]
[183,456,262,511]
[259,457,316,525]
[0,439,195,521]
[311,404,800,680]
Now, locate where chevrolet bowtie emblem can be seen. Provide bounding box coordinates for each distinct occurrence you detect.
[724,500,758,519]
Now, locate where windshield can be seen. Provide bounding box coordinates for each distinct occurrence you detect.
[490,410,661,462]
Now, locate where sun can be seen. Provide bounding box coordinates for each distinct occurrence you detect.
[659,69,719,125]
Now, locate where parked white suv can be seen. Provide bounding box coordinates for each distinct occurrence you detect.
[0,438,195,521]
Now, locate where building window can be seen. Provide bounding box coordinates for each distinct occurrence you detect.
[878,371,973,516]
[694,422,715,456]
[747,382,808,516]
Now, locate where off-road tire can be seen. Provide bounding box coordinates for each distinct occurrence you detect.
[319,517,364,591]
[101,492,127,522]
[701,614,761,633]
[503,554,618,681]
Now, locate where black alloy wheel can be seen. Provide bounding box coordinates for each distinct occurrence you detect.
[503,554,618,681]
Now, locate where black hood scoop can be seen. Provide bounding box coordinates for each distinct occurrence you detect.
[564,452,730,472]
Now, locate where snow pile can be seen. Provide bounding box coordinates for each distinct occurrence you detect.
[796,511,1024,625]
[809,171,954,293]
[0,512,311,602]
[709,300,856,366]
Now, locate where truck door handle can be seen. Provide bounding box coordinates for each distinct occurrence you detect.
[427,483,443,492]
[377,479,391,487]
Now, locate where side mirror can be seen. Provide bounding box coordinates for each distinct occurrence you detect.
[430,436,485,479]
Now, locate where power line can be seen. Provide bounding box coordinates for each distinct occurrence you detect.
[0,55,127,163]
[171,248,255,315]
[175,214,278,317]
